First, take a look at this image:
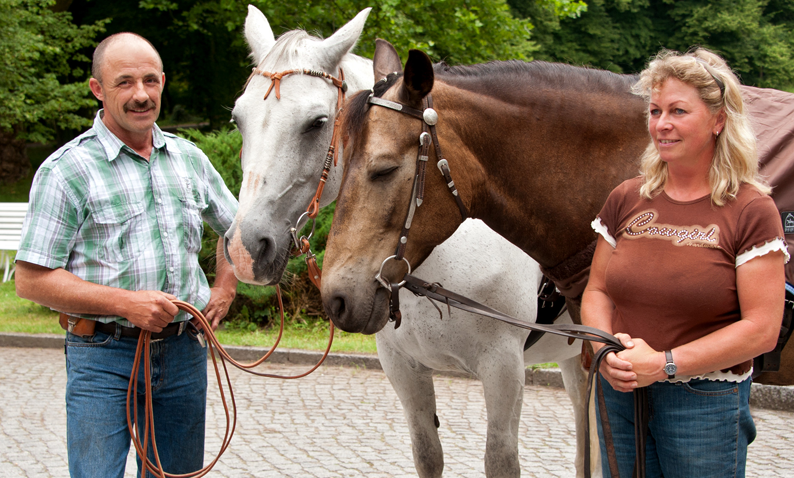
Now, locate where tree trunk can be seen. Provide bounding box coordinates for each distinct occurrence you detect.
[0,131,29,185]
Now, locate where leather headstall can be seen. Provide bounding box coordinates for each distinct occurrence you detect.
[366,93,468,328]
[252,66,349,290]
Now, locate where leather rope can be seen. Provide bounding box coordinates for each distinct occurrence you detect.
[128,286,335,477]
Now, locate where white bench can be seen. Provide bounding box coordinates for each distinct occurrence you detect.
[0,202,28,282]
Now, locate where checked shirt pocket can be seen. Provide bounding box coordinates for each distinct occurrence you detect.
[178,178,206,254]
[92,201,146,263]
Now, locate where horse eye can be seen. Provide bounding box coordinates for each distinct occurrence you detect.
[305,116,328,132]
[370,166,398,181]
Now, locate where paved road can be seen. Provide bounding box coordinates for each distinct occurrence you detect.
[1,347,793,477]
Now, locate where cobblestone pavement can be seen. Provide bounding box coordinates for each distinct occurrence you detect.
[1,347,793,477]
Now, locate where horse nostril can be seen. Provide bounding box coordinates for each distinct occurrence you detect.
[256,236,274,264]
[327,294,347,322]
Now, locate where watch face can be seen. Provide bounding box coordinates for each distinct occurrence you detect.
[664,363,677,375]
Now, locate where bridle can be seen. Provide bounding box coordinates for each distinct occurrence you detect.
[251,66,349,289]
[366,93,468,327]
[364,88,647,478]
[129,66,351,477]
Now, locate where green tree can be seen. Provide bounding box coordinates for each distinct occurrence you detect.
[511,0,794,90]
[0,0,106,183]
[70,0,543,128]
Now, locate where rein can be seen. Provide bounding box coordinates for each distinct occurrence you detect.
[365,92,646,478]
[128,287,336,477]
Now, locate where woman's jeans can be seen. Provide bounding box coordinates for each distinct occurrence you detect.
[65,325,208,478]
[596,375,756,478]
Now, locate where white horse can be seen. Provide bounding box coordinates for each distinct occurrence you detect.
[224,6,599,477]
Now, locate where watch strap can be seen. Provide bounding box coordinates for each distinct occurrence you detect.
[664,349,676,379]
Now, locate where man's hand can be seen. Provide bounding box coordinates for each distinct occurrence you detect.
[202,286,235,330]
[122,290,179,332]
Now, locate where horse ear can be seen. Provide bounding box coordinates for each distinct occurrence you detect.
[244,5,275,65]
[319,8,372,71]
[373,39,402,81]
[401,50,434,105]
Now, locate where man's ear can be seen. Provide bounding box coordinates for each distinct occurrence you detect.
[89,78,104,101]
[161,72,166,92]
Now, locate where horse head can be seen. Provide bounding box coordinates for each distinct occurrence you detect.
[322,46,473,333]
[224,5,373,285]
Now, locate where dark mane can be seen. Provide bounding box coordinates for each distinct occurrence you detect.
[434,60,638,96]
[341,60,639,145]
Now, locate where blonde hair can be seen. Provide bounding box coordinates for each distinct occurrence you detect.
[632,48,769,206]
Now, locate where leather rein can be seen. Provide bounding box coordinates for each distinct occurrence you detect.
[364,91,646,478]
[128,66,349,477]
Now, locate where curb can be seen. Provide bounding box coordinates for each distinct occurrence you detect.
[2,332,792,411]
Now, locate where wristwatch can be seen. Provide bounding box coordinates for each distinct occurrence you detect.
[664,350,677,379]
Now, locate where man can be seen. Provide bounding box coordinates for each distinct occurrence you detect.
[15,32,238,477]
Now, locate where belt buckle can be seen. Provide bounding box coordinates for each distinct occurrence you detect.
[187,321,206,348]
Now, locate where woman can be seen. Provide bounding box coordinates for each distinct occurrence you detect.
[582,48,789,478]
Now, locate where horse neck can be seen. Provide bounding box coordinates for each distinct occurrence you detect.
[433,80,648,268]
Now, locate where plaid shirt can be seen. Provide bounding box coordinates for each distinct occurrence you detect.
[17,111,238,325]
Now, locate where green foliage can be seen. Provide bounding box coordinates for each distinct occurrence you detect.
[69,0,540,128]
[512,0,794,90]
[0,0,107,143]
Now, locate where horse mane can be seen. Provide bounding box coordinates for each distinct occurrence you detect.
[435,60,638,97]
[341,60,638,142]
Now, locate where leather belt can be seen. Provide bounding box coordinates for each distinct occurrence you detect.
[94,320,187,340]
[59,312,188,340]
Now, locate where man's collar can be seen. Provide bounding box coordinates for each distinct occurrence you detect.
[93,109,166,162]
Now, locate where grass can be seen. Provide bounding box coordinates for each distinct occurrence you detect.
[0,279,61,334]
[0,280,377,354]
[0,281,560,367]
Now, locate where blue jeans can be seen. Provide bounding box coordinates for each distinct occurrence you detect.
[596,376,756,478]
[65,325,208,478]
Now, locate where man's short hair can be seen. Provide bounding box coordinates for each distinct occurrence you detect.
[92,32,163,84]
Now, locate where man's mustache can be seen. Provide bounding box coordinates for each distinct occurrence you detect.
[124,100,156,112]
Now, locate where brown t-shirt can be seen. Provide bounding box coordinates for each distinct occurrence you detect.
[595,177,786,355]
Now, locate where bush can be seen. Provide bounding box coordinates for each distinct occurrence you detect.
[179,127,332,328]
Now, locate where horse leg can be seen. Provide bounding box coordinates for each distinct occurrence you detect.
[477,350,524,478]
[376,334,444,478]
[559,355,602,478]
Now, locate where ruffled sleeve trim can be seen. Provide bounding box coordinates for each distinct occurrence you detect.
[735,237,790,268]
[591,217,616,248]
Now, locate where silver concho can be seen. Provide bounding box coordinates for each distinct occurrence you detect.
[423,108,439,126]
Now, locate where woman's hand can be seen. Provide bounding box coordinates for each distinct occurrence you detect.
[615,337,667,388]
[598,333,639,392]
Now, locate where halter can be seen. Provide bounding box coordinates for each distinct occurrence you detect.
[251,66,349,289]
[366,93,468,326]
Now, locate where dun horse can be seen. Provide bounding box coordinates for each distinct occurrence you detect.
[321,46,794,385]
[224,6,599,477]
